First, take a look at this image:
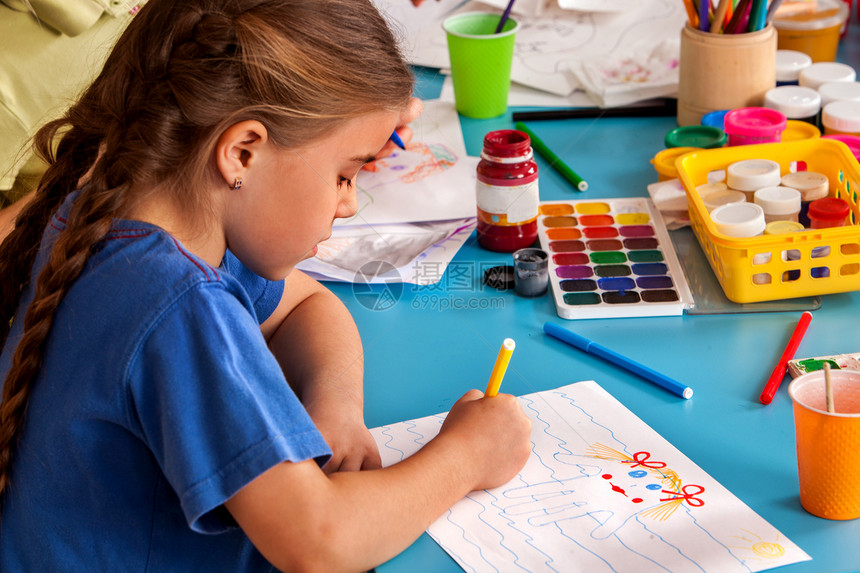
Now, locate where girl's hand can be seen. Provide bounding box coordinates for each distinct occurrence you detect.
[364,97,424,167]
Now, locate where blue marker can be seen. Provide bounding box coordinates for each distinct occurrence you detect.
[543,321,693,400]
[389,130,406,150]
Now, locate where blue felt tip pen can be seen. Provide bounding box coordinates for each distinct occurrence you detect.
[389,130,406,150]
[543,322,693,400]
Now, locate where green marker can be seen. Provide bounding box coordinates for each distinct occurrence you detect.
[514,121,588,192]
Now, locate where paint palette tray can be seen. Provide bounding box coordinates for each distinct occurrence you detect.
[537,198,693,320]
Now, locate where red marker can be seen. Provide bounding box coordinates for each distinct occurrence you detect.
[760,311,813,405]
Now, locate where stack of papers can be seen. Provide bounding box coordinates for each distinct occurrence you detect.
[297,101,479,284]
[378,0,687,108]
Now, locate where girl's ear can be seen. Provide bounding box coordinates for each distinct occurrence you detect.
[214,120,269,189]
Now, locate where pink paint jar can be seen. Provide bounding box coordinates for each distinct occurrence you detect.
[724,107,788,146]
[822,134,860,162]
[808,197,850,229]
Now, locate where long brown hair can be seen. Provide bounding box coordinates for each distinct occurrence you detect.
[0,0,413,507]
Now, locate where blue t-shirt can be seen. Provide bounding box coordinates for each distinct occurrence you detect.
[0,195,332,571]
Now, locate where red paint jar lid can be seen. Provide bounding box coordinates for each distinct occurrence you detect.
[724,107,788,137]
[808,197,850,221]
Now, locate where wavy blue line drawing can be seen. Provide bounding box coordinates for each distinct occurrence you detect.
[370,381,811,572]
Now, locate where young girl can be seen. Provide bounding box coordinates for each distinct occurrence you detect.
[0,1,532,571]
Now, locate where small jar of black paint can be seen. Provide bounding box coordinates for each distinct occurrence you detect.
[512,248,548,297]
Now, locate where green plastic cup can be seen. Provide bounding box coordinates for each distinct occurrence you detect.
[443,12,518,119]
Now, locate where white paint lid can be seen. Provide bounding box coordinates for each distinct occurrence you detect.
[781,171,829,201]
[710,203,767,237]
[754,186,802,215]
[695,181,728,196]
[799,62,856,90]
[818,81,860,106]
[702,189,747,212]
[776,50,812,83]
[765,86,821,118]
[726,159,782,191]
[822,100,860,133]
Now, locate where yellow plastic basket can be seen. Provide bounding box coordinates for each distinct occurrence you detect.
[676,139,860,303]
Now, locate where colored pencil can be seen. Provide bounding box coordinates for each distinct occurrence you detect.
[511,99,677,121]
[712,0,731,33]
[544,322,694,400]
[485,338,515,397]
[747,0,767,32]
[682,0,699,28]
[514,122,588,191]
[724,0,751,33]
[760,311,813,405]
[766,0,786,22]
[699,0,711,31]
[495,0,516,33]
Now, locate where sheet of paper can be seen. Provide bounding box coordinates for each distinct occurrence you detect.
[342,100,477,226]
[405,0,687,97]
[371,381,811,573]
[295,218,475,284]
[438,74,597,108]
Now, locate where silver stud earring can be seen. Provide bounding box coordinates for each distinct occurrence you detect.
[231,177,243,190]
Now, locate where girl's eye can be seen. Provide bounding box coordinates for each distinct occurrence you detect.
[337,176,353,189]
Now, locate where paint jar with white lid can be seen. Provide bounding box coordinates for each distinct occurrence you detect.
[764,85,822,126]
[821,100,860,136]
[697,182,747,213]
[818,81,860,107]
[726,158,782,202]
[710,202,767,237]
[776,49,812,85]
[754,185,802,223]
[781,171,829,226]
[798,62,856,90]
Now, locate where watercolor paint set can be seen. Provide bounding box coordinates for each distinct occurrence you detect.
[536,198,693,320]
[788,352,860,378]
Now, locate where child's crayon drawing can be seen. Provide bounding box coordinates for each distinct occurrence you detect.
[370,381,810,572]
[341,100,478,226]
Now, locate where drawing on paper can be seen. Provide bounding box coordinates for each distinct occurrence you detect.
[352,142,459,220]
[370,381,810,572]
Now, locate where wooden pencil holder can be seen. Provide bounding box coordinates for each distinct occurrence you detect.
[677,24,777,127]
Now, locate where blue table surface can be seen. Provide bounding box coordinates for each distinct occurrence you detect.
[326,15,860,573]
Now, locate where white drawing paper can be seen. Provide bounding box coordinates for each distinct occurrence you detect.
[370,381,811,573]
[344,100,478,226]
[403,0,687,98]
[296,218,476,284]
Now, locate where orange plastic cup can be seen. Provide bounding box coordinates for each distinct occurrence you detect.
[788,369,860,520]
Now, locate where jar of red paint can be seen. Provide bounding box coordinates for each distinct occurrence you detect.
[476,129,539,252]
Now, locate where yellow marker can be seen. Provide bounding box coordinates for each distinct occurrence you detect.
[485,338,516,397]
